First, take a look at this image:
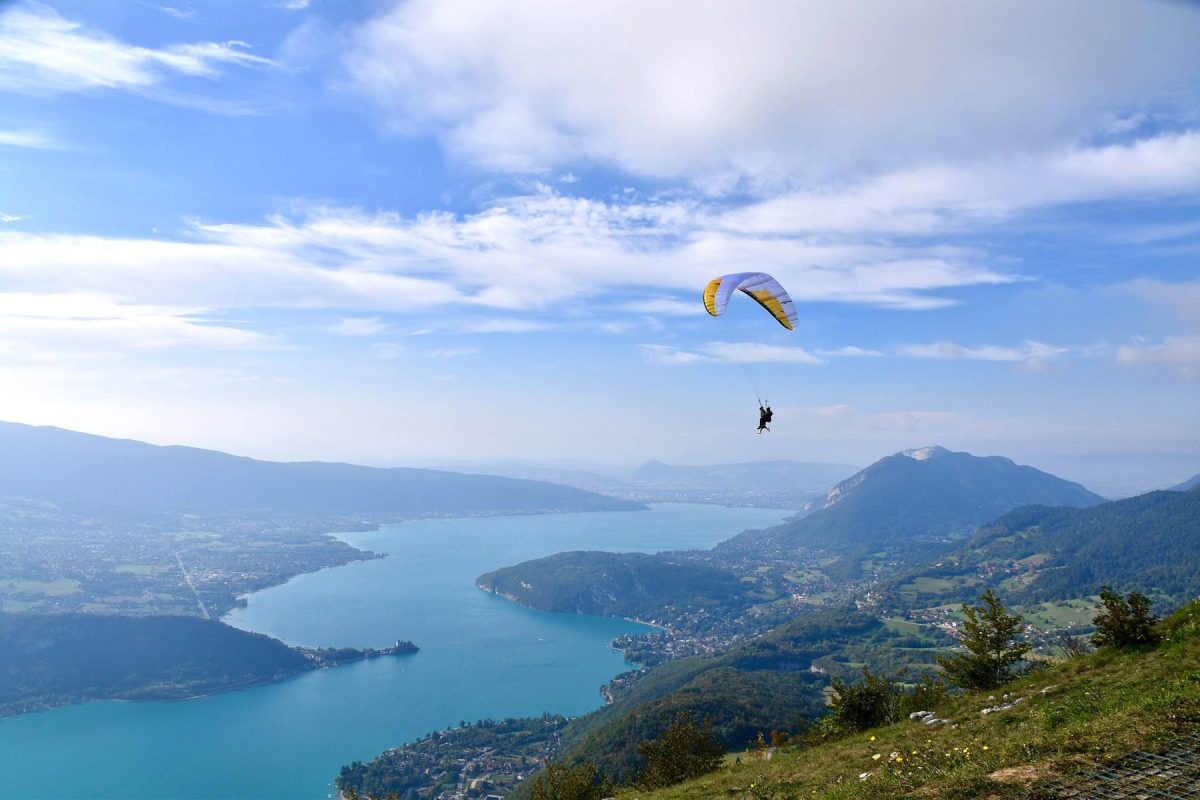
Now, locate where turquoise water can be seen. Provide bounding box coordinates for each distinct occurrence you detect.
[0,503,791,800]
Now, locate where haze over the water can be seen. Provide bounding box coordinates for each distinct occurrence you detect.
[1,0,1198,478]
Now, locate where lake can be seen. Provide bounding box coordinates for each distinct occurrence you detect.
[0,503,792,800]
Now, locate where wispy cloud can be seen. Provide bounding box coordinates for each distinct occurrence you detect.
[721,132,1200,236]
[157,6,195,20]
[618,298,702,316]
[1,125,1196,349]
[1117,279,1200,329]
[0,128,61,149]
[0,291,264,362]
[425,346,478,359]
[459,319,554,333]
[0,3,273,96]
[898,340,1067,363]
[1116,336,1200,377]
[640,341,822,365]
[0,188,1014,319]
[0,214,22,223]
[328,316,390,336]
[815,345,884,357]
[639,344,708,366]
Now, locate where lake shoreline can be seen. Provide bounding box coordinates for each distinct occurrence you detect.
[0,504,794,800]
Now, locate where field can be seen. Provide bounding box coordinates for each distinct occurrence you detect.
[0,578,80,597]
[1019,598,1098,630]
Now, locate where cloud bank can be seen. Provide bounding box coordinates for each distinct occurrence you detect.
[345,0,1200,182]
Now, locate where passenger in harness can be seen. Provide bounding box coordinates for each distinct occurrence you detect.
[757,404,773,434]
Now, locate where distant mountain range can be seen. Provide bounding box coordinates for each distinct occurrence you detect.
[1020,452,1200,498]
[718,446,1104,573]
[0,421,640,516]
[418,457,857,507]
[631,460,856,494]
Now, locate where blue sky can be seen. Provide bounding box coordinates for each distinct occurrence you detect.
[0,0,1198,486]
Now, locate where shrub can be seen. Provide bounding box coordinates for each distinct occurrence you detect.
[637,710,726,789]
[530,760,609,800]
[827,668,899,732]
[1092,586,1160,649]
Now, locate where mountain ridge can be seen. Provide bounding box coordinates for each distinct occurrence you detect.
[719,445,1105,574]
[0,420,641,516]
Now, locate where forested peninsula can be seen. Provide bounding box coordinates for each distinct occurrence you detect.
[0,613,417,717]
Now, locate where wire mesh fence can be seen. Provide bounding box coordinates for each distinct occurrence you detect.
[1035,735,1200,799]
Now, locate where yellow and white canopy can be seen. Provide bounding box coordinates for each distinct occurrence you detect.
[703,272,798,330]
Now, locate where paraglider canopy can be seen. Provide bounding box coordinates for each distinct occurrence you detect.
[703,272,798,330]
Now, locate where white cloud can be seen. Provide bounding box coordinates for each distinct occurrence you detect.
[640,341,822,365]
[0,189,1013,318]
[425,346,478,359]
[459,319,553,334]
[618,298,701,316]
[0,214,22,223]
[0,3,273,95]
[0,128,61,149]
[899,340,1067,363]
[2,127,1195,342]
[816,346,885,358]
[344,0,1200,181]
[329,316,390,336]
[639,344,708,366]
[722,132,1200,235]
[702,341,823,365]
[0,291,263,361]
[157,6,194,20]
[1118,279,1200,329]
[1116,336,1200,376]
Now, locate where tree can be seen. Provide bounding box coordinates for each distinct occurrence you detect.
[827,668,898,732]
[1092,586,1160,649]
[937,589,1030,690]
[530,760,609,800]
[637,710,726,789]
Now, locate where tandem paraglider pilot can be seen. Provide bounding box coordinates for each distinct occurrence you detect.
[758,404,773,434]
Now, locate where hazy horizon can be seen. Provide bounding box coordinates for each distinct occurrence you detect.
[1,1,1198,478]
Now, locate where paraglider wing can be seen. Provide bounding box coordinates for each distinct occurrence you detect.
[703,272,798,330]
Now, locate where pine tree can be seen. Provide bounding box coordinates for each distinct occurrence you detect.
[937,589,1030,690]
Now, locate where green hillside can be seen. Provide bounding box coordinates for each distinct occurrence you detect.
[477,551,751,620]
[3,613,317,716]
[616,600,1200,799]
[540,607,948,785]
[888,486,1200,610]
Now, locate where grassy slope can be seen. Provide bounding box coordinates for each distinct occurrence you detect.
[615,601,1200,799]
